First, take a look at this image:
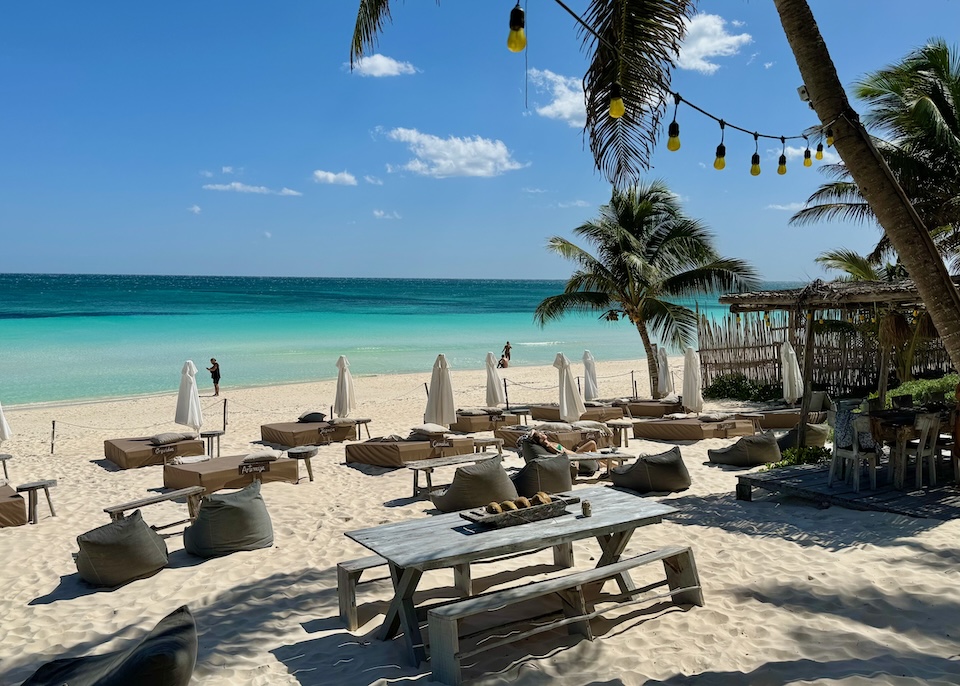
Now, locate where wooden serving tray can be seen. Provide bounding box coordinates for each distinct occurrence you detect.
[460,495,580,528]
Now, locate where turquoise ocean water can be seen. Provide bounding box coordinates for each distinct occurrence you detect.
[0,275,798,406]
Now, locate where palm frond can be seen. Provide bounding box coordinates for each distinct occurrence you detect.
[534,291,612,327]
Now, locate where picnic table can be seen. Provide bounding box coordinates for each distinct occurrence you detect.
[344,486,676,665]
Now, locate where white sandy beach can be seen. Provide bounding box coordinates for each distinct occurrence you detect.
[2,357,960,685]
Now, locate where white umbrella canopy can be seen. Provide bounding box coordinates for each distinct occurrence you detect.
[555,352,586,423]
[657,346,675,397]
[781,341,804,405]
[334,355,356,418]
[485,352,505,407]
[0,401,12,446]
[582,350,599,401]
[424,353,456,426]
[682,347,704,414]
[175,360,204,437]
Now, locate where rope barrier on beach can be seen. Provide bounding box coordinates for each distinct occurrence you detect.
[503,379,556,391]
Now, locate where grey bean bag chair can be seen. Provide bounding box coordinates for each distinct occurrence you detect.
[777,422,830,452]
[610,446,691,493]
[430,457,518,513]
[22,605,197,686]
[76,510,168,587]
[511,455,573,497]
[519,437,596,477]
[184,481,274,558]
[708,433,782,467]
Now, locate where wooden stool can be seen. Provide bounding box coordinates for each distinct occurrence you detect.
[16,479,57,524]
[510,408,531,426]
[0,454,11,480]
[473,437,504,455]
[605,420,634,448]
[287,445,319,482]
[736,413,764,434]
[200,430,224,457]
[353,418,373,439]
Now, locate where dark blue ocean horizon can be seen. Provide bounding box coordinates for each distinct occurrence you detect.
[0,274,802,406]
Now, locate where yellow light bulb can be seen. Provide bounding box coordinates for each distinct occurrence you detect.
[803,150,812,167]
[777,154,787,175]
[667,121,680,151]
[826,128,834,146]
[714,143,726,170]
[609,97,625,119]
[507,4,526,52]
[815,143,824,160]
[750,153,761,176]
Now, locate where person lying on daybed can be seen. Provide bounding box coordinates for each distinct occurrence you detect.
[528,429,597,455]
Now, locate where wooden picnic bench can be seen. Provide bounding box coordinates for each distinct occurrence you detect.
[428,545,703,685]
[407,451,500,498]
[103,486,206,528]
[17,480,57,524]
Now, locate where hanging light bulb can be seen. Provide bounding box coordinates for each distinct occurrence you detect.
[803,136,812,167]
[667,93,682,151]
[750,133,761,176]
[826,127,835,146]
[714,120,726,170]
[507,2,526,53]
[815,143,824,160]
[777,136,787,175]
[609,81,625,119]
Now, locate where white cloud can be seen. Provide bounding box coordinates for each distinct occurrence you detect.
[559,200,590,208]
[350,54,417,77]
[528,68,585,128]
[264,231,273,238]
[364,175,383,185]
[677,14,752,74]
[373,209,401,219]
[764,62,775,69]
[199,170,213,178]
[385,127,524,178]
[523,187,548,194]
[278,188,302,196]
[202,182,300,196]
[187,204,202,214]
[313,170,358,185]
[766,202,804,211]
[222,166,234,174]
[731,19,745,27]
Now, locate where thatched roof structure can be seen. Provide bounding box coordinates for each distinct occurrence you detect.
[718,277,960,313]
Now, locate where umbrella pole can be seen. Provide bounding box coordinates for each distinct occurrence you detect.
[223,398,228,433]
[50,420,56,455]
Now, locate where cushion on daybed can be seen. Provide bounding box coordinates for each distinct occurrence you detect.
[457,408,487,417]
[708,433,782,467]
[536,422,574,433]
[571,420,612,435]
[430,458,518,513]
[243,449,282,462]
[22,605,198,686]
[76,510,168,587]
[610,446,691,493]
[150,432,188,446]
[183,481,274,558]
[511,455,573,497]
[329,417,356,426]
[298,411,327,423]
[411,423,449,437]
[777,422,830,451]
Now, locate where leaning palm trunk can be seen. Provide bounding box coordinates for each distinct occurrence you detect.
[774,0,960,373]
[635,319,659,398]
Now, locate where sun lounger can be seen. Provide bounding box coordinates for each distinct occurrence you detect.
[613,398,684,417]
[0,483,27,527]
[449,409,518,433]
[104,436,205,470]
[344,436,475,468]
[632,417,755,441]
[163,454,299,493]
[494,424,613,450]
[753,409,828,430]
[528,403,624,422]
[260,420,357,447]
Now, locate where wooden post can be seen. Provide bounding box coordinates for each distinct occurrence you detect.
[797,309,816,447]
[576,377,581,393]
[50,420,56,455]
[503,379,510,410]
[424,382,429,397]
[223,398,228,433]
[877,346,890,407]
[631,371,637,398]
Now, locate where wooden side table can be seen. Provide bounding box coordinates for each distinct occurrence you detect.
[473,437,504,455]
[0,454,11,480]
[288,445,319,482]
[605,419,634,448]
[353,418,373,439]
[16,479,57,524]
[200,430,225,457]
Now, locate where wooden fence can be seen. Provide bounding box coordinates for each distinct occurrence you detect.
[697,311,954,396]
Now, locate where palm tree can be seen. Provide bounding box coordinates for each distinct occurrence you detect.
[351,0,960,377]
[792,39,960,271]
[533,181,758,397]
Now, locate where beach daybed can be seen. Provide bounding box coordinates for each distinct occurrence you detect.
[449,408,517,433]
[612,398,684,417]
[0,483,27,528]
[104,434,205,470]
[163,454,298,493]
[632,415,755,441]
[752,392,833,430]
[494,421,614,450]
[528,402,624,422]
[260,418,358,447]
[345,434,475,468]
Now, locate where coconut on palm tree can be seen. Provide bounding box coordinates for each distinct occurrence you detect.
[533,181,758,398]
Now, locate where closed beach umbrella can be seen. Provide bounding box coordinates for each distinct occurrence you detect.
[682,347,704,414]
[657,346,674,397]
[424,354,456,426]
[485,352,505,407]
[582,350,599,401]
[781,341,803,405]
[334,355,356,418]
[0,401,12,446]
[555,352,586,422]
[175,360,203,437]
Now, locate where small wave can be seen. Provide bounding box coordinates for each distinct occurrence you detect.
[521,341,562,347]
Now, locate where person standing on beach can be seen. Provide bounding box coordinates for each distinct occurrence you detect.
[207,358,220,396]
[502,341,512,362]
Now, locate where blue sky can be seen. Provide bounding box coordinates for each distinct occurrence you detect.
[2,1,958,281]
